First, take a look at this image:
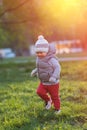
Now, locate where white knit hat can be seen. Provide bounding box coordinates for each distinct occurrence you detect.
[35,35,49,53]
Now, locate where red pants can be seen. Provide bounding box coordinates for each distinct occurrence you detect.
[36,82,60,110]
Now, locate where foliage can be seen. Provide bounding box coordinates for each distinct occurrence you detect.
[0,1,87,50]
[0,27,10,48]
[0,57,87,130]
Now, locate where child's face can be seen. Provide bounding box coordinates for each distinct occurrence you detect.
[36,52,47,58]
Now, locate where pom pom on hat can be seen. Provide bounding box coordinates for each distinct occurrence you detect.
[35,35,49,53]
[38,35,44,40]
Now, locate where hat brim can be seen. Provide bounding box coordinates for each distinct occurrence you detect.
[35,48,48,53]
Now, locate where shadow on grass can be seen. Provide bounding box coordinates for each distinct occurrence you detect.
[0,68,37,83]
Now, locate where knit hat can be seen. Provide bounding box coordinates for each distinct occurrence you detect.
[35,35,49,53]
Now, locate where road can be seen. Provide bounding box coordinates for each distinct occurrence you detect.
[59,56,87,61]
[0,56,87,64]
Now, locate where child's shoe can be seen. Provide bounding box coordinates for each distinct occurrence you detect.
[45,99,52,110]
[55,110,61,114]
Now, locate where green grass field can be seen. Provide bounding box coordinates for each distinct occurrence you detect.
[0,57,87,130]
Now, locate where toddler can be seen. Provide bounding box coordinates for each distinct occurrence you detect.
[31,35,61,114]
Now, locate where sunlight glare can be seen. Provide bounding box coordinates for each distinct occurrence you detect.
[45,0,84,29]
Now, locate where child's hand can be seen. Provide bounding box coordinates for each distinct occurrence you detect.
[31,68,37,77]
[49,77,56,83]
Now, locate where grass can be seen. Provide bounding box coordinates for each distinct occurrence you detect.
[0,56,87,130]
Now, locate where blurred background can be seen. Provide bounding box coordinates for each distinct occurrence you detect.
[0,1,87,129]
[0,0,87,58]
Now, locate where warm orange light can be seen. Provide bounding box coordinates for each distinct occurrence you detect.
[42,0,86,29]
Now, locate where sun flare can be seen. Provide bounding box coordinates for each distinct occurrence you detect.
[43,0,85,29]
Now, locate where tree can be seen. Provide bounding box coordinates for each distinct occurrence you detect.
[0,0,87,51]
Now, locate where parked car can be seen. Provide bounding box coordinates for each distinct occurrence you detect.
[0,48,16,58]
[56,48,70,54]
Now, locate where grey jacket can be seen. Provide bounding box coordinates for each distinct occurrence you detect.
[36,44,61,85]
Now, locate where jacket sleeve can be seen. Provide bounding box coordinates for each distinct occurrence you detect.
[31,68,38,77]
[50,58,61,79]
